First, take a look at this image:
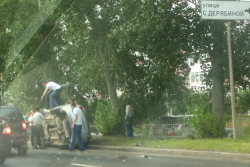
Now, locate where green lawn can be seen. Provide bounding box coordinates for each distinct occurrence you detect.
[90,136,250,153]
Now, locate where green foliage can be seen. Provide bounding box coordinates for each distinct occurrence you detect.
[2,0,72,90]
[236,90,250,114]
[85,100,97,125]
[2,61,60,113]
[225,90,250,121]
[141,128,150,138]
[184,91,220,138]
[184,91,211,115]
[0,0,193,126]
[94,100,121,135]
[239,120,250,140]
[124,94,167,124]
[190,112,220,138]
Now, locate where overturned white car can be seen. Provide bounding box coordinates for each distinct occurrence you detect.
[42,104,91,149]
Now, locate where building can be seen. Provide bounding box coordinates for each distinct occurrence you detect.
[187,58,210,92]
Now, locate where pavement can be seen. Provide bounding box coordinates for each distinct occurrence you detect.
[87,145,250,161]
[28,140,250,161]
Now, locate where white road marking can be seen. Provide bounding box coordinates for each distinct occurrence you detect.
[70,163,102,167]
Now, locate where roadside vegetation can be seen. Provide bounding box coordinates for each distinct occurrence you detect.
[91,136,250,153]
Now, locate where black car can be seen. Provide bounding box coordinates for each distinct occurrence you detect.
[0,117,12,165]
[0,106,28,156]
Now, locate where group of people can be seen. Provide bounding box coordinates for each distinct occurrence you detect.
[24,80,133,152]
[24,81,62,149]
[25,103,86,151]
[25,108,46,149]
[40,81,86,151]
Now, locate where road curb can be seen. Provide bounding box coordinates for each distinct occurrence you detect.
[87,145,250,160]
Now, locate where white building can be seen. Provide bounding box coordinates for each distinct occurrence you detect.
[187,58,210,91]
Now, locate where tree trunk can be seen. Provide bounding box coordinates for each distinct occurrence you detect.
[211,54,224,136]
[211,21,225,137]
[105,70,126,136]
[105,70,119,115]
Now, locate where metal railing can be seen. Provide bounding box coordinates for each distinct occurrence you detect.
[142,116,195,139]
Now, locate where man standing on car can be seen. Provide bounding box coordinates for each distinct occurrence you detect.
[33,108,46,149]
[70,103,85,151]
[125,101,134,138]
[41,81,61,109]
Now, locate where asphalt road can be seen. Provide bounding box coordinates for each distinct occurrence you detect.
[3,148,250,167]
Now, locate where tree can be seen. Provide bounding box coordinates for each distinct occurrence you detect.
[183,1,227,136]
[54,0,193,119]
[1,0,70,110]
[186,0,250,136]
[2,0,192,120]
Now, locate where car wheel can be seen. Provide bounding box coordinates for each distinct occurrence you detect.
[17,145,27,156]
[5,141,12,155]
[0,155,6,165]
[46,142,52,147]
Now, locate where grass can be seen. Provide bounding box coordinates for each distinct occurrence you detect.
[90,136,250,154]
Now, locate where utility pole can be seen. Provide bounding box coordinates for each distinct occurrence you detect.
[226,21,237,139]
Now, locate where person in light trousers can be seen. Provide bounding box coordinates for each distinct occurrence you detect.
[70,103,85,151]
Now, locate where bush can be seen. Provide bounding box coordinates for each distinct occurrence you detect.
[236,90,250,114]
[190,112,220,138]
[239,120,250,140]
[141,128,150,138]
[94,100,121,135]
[184,91,220,138]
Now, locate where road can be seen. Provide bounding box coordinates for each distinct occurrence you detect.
[3,148,250,167]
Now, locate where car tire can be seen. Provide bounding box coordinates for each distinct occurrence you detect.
[5,141,12,156]
[0,156,5,165]
[17,145,27,156]
[46,143,52,147]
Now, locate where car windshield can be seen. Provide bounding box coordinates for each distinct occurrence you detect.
[0,109,13,117]
[0,108,17,120]
[0,0,250,167]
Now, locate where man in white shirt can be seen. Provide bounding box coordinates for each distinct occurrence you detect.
[33,108,46,149]
[69,103,85,151]
[41,81,62,108]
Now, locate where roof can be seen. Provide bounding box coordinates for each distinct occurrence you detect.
[0,106,16,109]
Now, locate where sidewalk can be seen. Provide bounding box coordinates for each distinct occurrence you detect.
[87,145,250,161]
